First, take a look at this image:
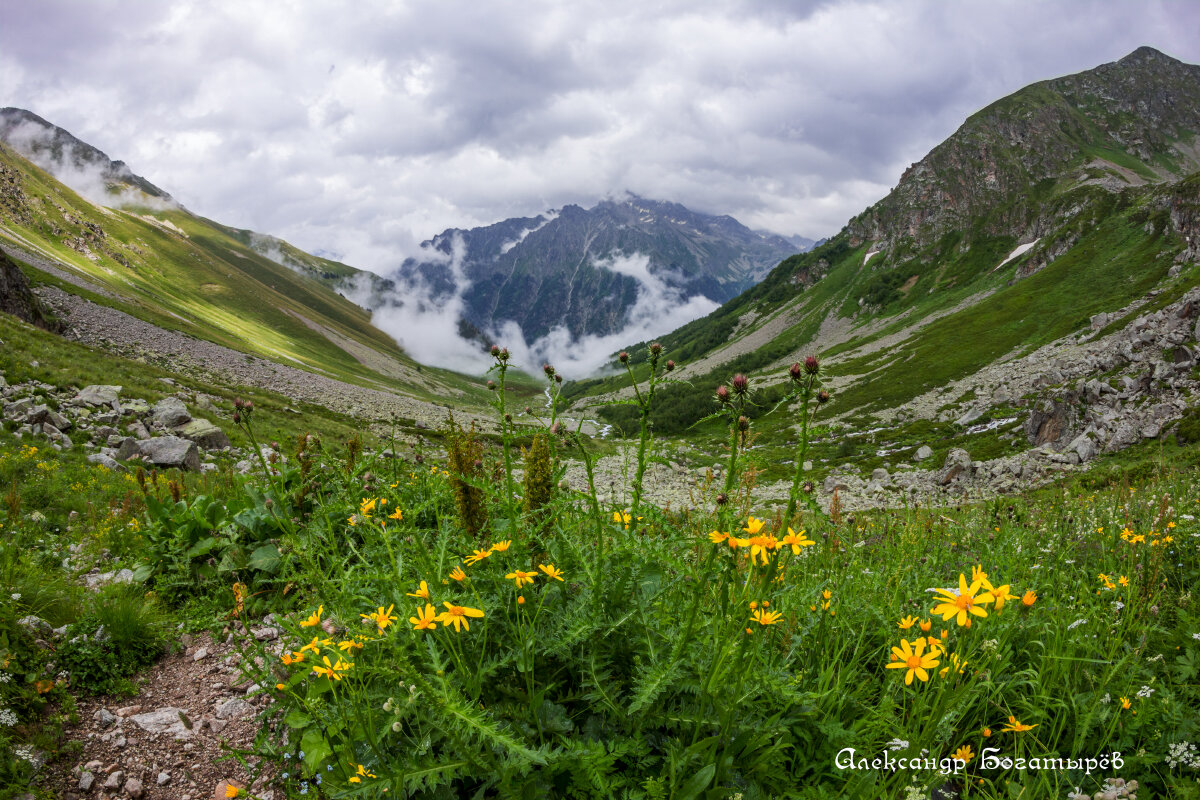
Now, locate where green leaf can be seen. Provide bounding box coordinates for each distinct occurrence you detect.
[248,544,281,573]
[675,763,715,800]
[186,537,218,559]
[284,708,311,729]
[300,726,332,773]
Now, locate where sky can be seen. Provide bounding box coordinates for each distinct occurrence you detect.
[3,1,1199,275]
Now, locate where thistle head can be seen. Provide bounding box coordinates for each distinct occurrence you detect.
[716,493,728,506]
[731,374,749,394]
[715,385,730,404]
[804,355,820,375]
[665,360,675,372]
[543,364,555,377]
[490,345,501,357]
[555,374,562,384]
[649,342,663,356]
[738,415,750,432]
[618,351,630,364]
[487,380,496,391]
[818,389,831,404]
[789,362,802,381]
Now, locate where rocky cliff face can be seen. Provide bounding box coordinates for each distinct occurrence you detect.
[0,247,59,331]
[382,194,804,343]
[847,47,1200,250]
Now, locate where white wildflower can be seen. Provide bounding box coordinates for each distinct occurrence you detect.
[1100,693,1111,704]
[1166,741,1200,770]
[886,738,910,752]
[1136,685,1155,699]
[1111,601,1125,612]
[10,593,20,601]
[1068,618,1088,630]
[0,707,16,726]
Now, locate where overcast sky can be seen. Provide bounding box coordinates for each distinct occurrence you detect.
[3,0,1199,273]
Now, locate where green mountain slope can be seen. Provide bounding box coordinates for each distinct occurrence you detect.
[0,113,482,406]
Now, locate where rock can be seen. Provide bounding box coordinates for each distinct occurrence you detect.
[47,409,71,430]
[193,647,209,661]
[126,420,151,439]
[152,397,191,428]
[17,615,52,635]
[129,707,194,739]
[122,398,151,416]
[938,448,974,485]
[137,436,202,471]
[93,708,116,728]
[77,772,95,791]
[955,407,983,426]
[3,397,33,419]
[157,772,171,786]
[870,468,889,482]
[822,476,849,494]
[116,437,142,461]
[215,696,254,721]
[250,626,279,641]
[1024,398,1075,446]
[25,404,50,424]
[1067,433,1097,463]
[174,418,231,450]
[70,385,122,407]
[1142,421,1162,439]
[125,777,144,798]
[104,771,124,790]
[915,445,933,461]
[1105,422,1141,453]
[207,717,229,734]
[1090,312,1109,330]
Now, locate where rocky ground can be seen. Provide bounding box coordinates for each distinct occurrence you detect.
[43,631,275,800]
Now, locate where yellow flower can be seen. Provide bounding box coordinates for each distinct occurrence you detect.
[225,785,241,798]
[360,497,376,517]
[613,511,638,529]
[300,605,324,628]
[409,603,438,631]
[436,602,485,632]
[1118,575,1129,587]
[406,580,431,599]
[312,655,352,680]
[747,535,779,566]
[464,548,492,565]
[360,605,398,633]
[347,515,357,526]
[1120,696,1131,710]
[885,637,939,685]
[449,566,467,582]
[275,683,286,691]
[539,563,565,581]
[337,639,364,653]
[1000,715,1037,733]
[919,618,932,632]
[990,584,1015,612]
[938,652,968,678]
[898,616,917,630]
[971,564,988,584]
[348,763,376,782]
[822,589,831,600]
[981,727,992,738]
[780,527,814,554]
[931,574,995,627]
[506,570,537,588]
[1021,590,1037,607]
[709,530,729,544]
[490,540,512,552]
[953,744,974,763]
[742,516,766,536]
[388,507,404,520]
[299,636,328,653]
[281,651,304,665]
[751,608,783,626]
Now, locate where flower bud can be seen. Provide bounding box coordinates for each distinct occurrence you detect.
[487,380,496,390]
[789,363,802,381]
[649,342,663,356]
[233,412,241,424]
[716,493,728,506]
[738,415,750,431]
[524,406,532,414]
[415,453,424,464]
[490,345,501,357]
[803,481,814,494]
[618,351,629,364]
[234,398,244,409]
[473,458,482,470]
[818,389,830,404]
[555,374,562,384]
[665,360,675,372]
[732,374,748,394]
[543,364,555,377]
[804,355,820,375]
[550,422,565,436]
[716,385,730,403]
[504,413,512,423]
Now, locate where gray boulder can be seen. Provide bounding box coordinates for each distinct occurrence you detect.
[25,404,50,424]
[121,398,150,416]
[129,707,193,740]
[116,437,142,461]
[3,397,32,419]
[86,453,124,471]
[173,418,231,450]
[71,385,122,407]
[1067,432,1098,463]
[137,436,201,471]
[938,448,974,485]
[151,397,191,428]
[914,445,933,461]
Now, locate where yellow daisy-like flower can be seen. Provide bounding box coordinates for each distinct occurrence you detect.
[406,580,430,599]
[300,605,323,627]
[898,616,917,630]
[990,584,1015,612]
[490,540,512,552]
[464,548,492,566]
[953,744,974,763]
[931,574,995,627]
[708,530,729,544]
[1021,590,1037,607]
[312,655,352,680]
[449,566,467,582]
[885,637,939,685]
[1118,575,1129,587]
[747,535,779,566]
[281,651,304,665]
[613,511,635,529]
[938,652,968,678]
[299,636,329,654]
[539,563,565,581]
[409,603,438,631]
[348,763,376,782]
[347,515,358,526]
[506,570,538,588]
[971,564,988,584]
[751,608,783,626]
[360,604,398,633]
[388,507,404,521]
[360,497,376,517]
[918,618,932,632]
[436,602,485,632]
[742,516,766,536]
[1000,715,1037,733]
[337,639,364,653]
[225,785,241,798]
[780,527,814,554]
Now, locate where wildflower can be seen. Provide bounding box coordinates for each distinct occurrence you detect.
[312,655,352,681]
[282,651,304,665]
[742,517,766,536]
[886,637,939,685]
[1000,716,1037,733]
[1120,697,1131,710]
[517,596,525,605]
[275,683,286,691]
[919,618,932,632]
[1119,575,1129,587]
[613,511,634,529]
[361,605,398,633]
[348,763,376,782]
[971,564,988,584]
[747,535,779,566]
[449,566,467,582]
[464,548,492,565]
[709,530,729,544]
[506,570,537,588]
[981,727,992,738]
[490,540,512,552]
[539,564,565,581]
[300,605,323,627]
[931,574,995,626]
[406,581,431,599]
[409,604,438,631]
[360,498,376,517]
[898,616,917,630]
[225,785,241,798]
[436,602,485,632]
[1068,618,1087,630]
[1021,590,1037,607]
[35,679,53,694]
[1136,685,1155,699]
[953,745,974,763]
[347,515,358,526]
[300,636,329,653]
[781,528,814,554]
[938,652,968,678]
[990,584,1016,612]
[388,508,403,521]
[337,639,364,654]
[752,608,783,626]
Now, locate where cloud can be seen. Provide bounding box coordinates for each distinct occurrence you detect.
[1,1,1197,277]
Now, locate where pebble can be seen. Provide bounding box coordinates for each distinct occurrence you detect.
[158,772,172,786]
[193,647,209,661]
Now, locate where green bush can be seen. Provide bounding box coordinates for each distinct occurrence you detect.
[56,585,168,695]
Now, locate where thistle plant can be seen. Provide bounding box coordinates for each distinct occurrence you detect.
[783,356,829,524]
[486,345,520,534]
[611,343,676,521]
